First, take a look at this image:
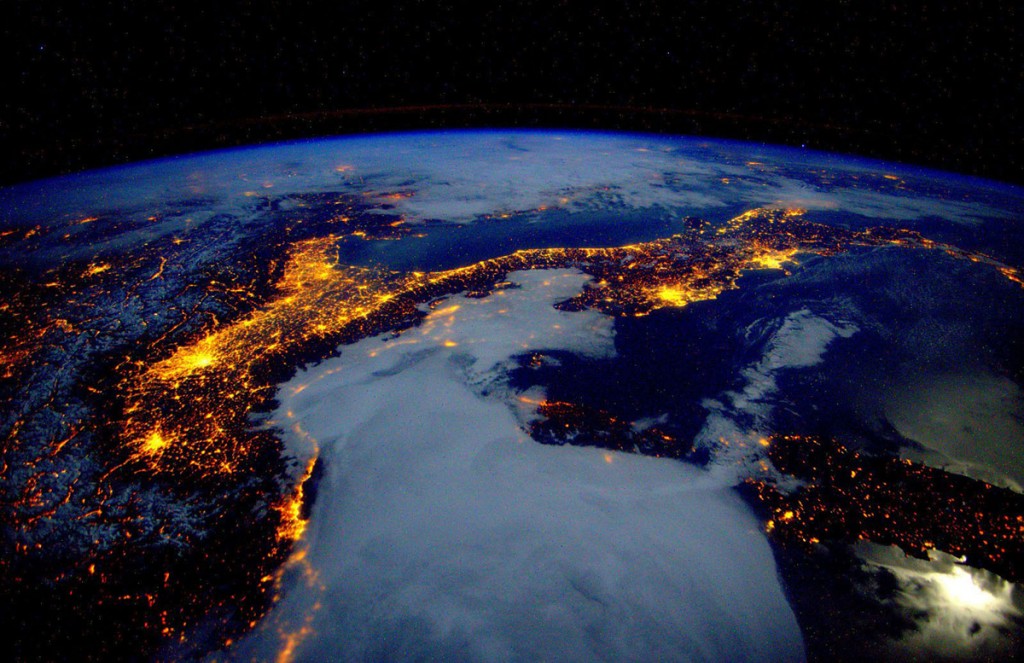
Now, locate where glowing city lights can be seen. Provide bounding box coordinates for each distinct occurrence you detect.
[4,204,1023,658]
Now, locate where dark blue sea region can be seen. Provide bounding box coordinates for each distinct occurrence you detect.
[1,130,1023,662]
[336,207,697,273]
[509,289,758,457]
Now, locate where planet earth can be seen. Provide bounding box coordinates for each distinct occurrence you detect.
[2,130,1024,661]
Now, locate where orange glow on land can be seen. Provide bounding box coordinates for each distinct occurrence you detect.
[1000,266,1024,288]
[276,455,318,544]
[603,452,614,464]
[72,206,1024,651]
[112,206,1024,482]
[754,434,1024,580]
[148,257,168,281]
[431,304,461,316]
[644,243,797,312]
[276,622,314,663]
[163,345,217,375]
[84,262,111,277]
[117,234,408,477]
[380,192,413,201]
[748,247,799,270]
[142,431,168,456]
[442,340,459,348]
[653,283,720,308]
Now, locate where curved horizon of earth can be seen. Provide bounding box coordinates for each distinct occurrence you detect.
[2,130,1024,661]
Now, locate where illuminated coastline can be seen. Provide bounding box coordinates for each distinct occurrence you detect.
[3,205,1024,656]
[749,434,1024,583]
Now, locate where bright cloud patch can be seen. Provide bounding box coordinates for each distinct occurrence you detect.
[232,269,804,662]
[696,308,859,480]
[858,543,1023,660]
[3,131,1010,237]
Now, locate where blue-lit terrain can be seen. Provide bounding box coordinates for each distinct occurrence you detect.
[2,131,1024,661]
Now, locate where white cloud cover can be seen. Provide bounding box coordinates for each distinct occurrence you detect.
[857,543,1022,660]
[3,131,1012,235]
[886,372,1024,491]
[748,176,1008,226]
[696,309,858,481]
[231,270,804,662]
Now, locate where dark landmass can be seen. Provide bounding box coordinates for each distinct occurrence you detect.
[529,400,687,459]
[2,205,1022,659]
[751,434,1024,583]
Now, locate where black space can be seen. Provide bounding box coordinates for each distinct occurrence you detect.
[3,1,1021,186]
